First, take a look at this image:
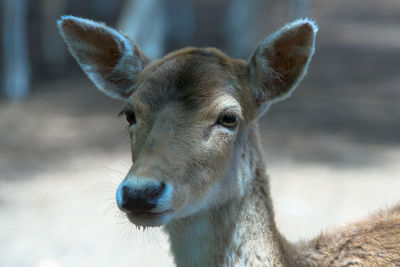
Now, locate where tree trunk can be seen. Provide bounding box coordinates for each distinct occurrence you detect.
[2,0,30,100]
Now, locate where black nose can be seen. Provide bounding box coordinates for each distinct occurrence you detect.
[120,182,166,213]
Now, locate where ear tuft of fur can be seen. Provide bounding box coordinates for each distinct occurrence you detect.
[57,15,150,100]
[249,18,318,110]
[286,18,319,37]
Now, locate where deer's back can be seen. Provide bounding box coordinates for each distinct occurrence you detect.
[291,205,400,266]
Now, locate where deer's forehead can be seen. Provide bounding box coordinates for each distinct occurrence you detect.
[132,55,236,113]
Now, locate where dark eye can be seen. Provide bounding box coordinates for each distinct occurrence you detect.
[126,112,136,125]
[218,113,238,128]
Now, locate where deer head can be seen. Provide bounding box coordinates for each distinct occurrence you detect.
[58,16,317,227]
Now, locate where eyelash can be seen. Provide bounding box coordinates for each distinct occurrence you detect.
[217,111,239,129]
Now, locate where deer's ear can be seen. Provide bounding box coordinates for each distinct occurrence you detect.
[248,19,317,108]
[57,16,150,100]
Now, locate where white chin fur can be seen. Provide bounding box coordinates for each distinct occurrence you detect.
[127,211,173,227]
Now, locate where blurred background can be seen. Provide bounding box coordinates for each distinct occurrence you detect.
[1,0,399,266]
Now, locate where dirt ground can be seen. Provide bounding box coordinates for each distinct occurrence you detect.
[1,1,400,266]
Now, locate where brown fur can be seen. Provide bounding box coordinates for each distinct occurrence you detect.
[290,205,400,266]
[58,16,400,266]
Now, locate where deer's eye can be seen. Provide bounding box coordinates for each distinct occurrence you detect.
[126,112,136,125]
[217,112,238,128]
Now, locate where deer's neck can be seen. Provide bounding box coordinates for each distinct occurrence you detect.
[165,124,287,266]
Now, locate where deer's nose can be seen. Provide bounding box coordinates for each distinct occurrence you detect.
[116,179,166,213]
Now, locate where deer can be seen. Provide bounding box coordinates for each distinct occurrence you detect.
[58,16,400,266]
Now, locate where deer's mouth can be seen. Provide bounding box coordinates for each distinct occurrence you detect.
[126,209,173,226]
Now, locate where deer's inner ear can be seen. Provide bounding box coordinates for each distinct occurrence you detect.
[248,19,318,109]
[57,15,150,100]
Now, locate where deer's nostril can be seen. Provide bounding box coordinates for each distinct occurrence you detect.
[122,184,132,197]
[147,182,166,198]
[120,182,166,213]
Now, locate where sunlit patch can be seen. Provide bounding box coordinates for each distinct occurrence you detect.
[206,95,243,120]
